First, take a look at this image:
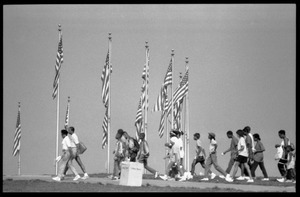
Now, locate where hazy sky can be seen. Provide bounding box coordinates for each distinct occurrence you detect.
[3,4,295,178]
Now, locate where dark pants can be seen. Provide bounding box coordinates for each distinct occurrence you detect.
[250,160,268,178]
[278,163,287,177]
[190,156,213,175]
[286,168,295,180]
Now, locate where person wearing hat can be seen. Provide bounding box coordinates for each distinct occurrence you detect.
[250,133,269,181]
[201,132,233,182]
[231,130,254,182]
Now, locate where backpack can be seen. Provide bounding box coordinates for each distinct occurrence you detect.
[132,138,140,152]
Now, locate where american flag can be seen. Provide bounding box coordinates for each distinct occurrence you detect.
[13,103,21,156]
[52,28,63,100]
[135,97,143,140]
[101,50,110,107]
[173,69,189,107]
[153,58,172,112]
[102,107,108,149]
[64,97,70,129]
[173,69,189,126]
[164,58,173,87]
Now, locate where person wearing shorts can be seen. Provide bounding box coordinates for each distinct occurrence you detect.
[231,129,253,182]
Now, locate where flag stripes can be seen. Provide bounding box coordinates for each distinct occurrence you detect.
[13,103,21,156]
[102,107,108,149]
[135,98,143,140]
[173,69,189,126]
[101,50,110,107]
[52,30,63,100]
[173,69,189,106]
[64,97,70,129]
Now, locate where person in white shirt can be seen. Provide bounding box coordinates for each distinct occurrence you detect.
[201,132,233,182]
[231,130,253,182]
[63,126,89,180]
[160,130,183,180]
[52,129,80,182]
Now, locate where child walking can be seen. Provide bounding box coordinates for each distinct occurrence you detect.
[136,132,159,178]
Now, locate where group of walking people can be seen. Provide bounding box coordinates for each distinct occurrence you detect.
[188,127,296,183]
[52,125,295,184]
[108,129,159,180]
[157,126,295,183]
[52,126,89,182]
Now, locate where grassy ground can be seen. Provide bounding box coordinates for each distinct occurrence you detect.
[3,173,296,192]
[3,179,245,192]
[93,173,296,187]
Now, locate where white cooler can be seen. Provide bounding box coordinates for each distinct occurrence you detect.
[119,161,144,187]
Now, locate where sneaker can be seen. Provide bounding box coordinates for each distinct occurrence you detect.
[112,176,119,181]
[277,178,285,182]
[293,181,296,183]
[107,174,113,179]
[247,179,254,183]
[262,178,269,181]
[236,176,245,180]
[201,177,209,181]
[81,173,89,180]
[154,172,158,178]
[219,175,225,179]
[285,180,293,183]
[159,175,168,181]
[210,173,216,179]
[52,176,61,182]
[225,174,233,182]
[73,175,81,181]
[244,176,250,180]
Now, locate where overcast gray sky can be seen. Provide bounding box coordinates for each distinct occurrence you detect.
[3,4,295,178]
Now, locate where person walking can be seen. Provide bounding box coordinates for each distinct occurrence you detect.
[277,130,291,182]
[285,144,296,183]
[250,133,269,181]
[221,130,249,178]
[63,126,89,180]
[231,130,254,182]
[136,132,159,178]
[108,129,126,180]
[200,132,233,182]
[243,126,255,175]
[52,129,80,182]
[160,130,182,181]
[190,133,214,178]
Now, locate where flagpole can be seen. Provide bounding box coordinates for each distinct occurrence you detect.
[55,24,62,175]
[18,102,21,176]
[107,32,112,174]
[185,57,190,172]
[171,49,174,131]
[144,41,149,141]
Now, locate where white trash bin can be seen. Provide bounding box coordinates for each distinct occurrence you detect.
[119,161,144,187]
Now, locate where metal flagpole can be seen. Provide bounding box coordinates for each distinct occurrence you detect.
[18,102,21,176]
[171,49,174,131]
[55,24,62,175]
[107,32,112,174]
[185,57,190,172]
[144,41,149,141]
